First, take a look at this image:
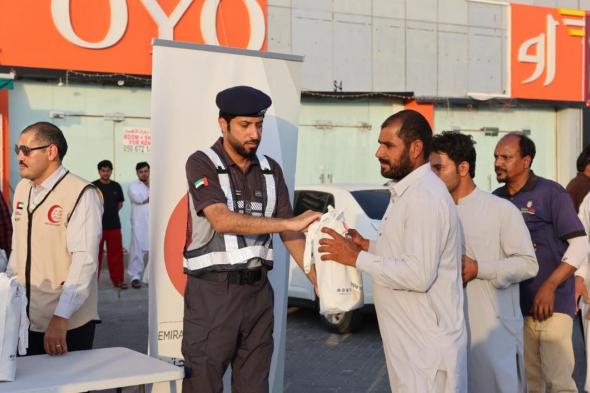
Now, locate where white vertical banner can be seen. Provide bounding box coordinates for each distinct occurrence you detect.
[148,40,302,393]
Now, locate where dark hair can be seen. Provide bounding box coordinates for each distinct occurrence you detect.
[432,132,477,178]
[21,122,68,160]
[381,109,432,160]
[219,113,237,133]
[219,113,235,124]
[97,160,113,170]
[136,161,150,171]
[576,145,590,172]
[506,132,536,164]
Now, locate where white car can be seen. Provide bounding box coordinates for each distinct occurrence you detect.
[288,184,390,333]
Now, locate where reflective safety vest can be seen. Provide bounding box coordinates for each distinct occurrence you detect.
[183,148,277,274]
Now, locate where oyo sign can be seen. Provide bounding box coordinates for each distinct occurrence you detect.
[511,4,584,101]
[0,0,267,75]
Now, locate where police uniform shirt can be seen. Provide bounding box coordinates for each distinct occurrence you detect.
[185,138,292,266]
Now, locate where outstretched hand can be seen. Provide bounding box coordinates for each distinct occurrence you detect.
[287,210,322,232]
[318,227,361,267]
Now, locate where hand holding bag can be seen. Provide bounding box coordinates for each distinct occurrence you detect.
[304,206,364,315]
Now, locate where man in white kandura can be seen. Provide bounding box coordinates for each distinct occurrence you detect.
[319,110,467,392]
[127,161,150,289]
[430,131,538,393]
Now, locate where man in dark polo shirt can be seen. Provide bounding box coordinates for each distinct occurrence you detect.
[493,132,589,393]
[92,160,127,289]
[181,85,320,393]
[566,144,590,212]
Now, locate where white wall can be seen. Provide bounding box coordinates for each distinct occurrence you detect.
[296,98,561,190]
[435,106,558,191]
[296,98,405,185]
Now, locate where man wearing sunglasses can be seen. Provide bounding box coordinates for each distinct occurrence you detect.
[7,121,103,356]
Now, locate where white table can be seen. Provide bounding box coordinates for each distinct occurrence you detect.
[0,347,184,393]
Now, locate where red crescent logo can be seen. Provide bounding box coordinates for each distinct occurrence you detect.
[47,205,63,224]
[164,195,188,296]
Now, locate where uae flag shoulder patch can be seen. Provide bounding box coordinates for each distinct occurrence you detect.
[194,177,209,189]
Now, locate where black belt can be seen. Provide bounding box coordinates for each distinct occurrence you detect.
[197,269,265,285]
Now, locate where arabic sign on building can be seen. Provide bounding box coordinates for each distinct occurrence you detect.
[511,4,584,101]
[0,0,267,75]
[123,127,151,153]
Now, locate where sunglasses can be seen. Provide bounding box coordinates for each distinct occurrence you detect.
[14,144,51,156]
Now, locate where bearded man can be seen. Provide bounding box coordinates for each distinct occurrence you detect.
[318,110,467,392]
[180,86,320,393]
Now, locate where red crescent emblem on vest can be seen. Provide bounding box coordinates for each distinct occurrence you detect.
[47,205,64,224]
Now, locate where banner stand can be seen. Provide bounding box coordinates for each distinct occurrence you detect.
[148,40,303,393]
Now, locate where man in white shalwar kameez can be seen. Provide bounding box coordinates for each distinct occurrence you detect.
[319,110,467,393]
[127,162,150,288]
[430,131,538,393]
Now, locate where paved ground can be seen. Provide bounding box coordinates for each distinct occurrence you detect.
[284,308,390,393]
[93,266,588,392]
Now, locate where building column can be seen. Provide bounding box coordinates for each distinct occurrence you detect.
[556,108,583,186]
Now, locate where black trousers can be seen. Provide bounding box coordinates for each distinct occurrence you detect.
[182,273,274,393]
[26,320,96,356]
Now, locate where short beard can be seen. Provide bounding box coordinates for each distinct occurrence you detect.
[381,150,414,181]
[235,143,257,159]
[227,124,258,159]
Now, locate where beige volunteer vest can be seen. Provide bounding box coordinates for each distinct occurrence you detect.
[13,171,99,332]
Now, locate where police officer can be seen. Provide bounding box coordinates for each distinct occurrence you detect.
[182,85,320,393]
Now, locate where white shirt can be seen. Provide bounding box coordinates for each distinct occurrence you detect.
[7,166,103,320]
[128,180,149,251]
[458,187,537,393]
[356,163,467,391]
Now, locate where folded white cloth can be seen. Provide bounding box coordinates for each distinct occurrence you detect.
[0,272,29,381]
[304,206,363,315]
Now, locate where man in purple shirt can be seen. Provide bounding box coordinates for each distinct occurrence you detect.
[493,132,589,393]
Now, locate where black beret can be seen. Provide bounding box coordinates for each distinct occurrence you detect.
[216,86,272,117]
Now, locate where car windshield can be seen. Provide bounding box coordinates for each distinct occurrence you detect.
[350,189,390,220]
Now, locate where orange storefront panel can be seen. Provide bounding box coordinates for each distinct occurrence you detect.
[0,0,267,75]
[511,4,584,101]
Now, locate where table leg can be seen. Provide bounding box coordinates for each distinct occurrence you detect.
[138,384,146,393]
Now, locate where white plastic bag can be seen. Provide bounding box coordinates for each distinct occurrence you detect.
[0,272,29,381]
[304,206,363,315]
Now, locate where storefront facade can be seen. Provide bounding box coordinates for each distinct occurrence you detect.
[0,0,589,242]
